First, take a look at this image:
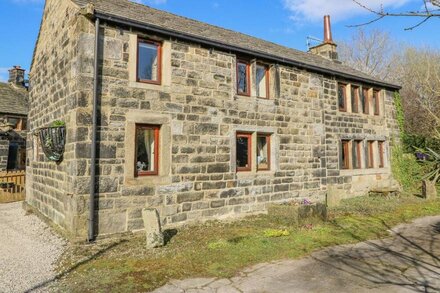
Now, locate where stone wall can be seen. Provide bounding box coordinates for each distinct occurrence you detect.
[27,1,399,239]
[26,0,83,234]
[0,138,9,171]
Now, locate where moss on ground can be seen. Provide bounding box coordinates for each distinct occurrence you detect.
[54,195,440,292]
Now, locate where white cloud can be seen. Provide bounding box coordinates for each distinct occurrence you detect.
[0,68,9,83]
[283,0,414,23]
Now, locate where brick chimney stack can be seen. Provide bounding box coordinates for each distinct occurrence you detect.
[309,15,339,62]
[8,66,26,87]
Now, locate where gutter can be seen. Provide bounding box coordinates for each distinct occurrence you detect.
[94,12,401,91]
[88,16,100,242]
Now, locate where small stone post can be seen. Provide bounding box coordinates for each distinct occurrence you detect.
[142,208,164,249]
[422,180,438,200]
[326,186,344,208]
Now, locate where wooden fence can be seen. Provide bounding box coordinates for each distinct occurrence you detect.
[0,170,26,203]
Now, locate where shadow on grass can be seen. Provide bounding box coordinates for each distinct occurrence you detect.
[163,229,178,245]
[311,218,440,293]
[25,239,128,293]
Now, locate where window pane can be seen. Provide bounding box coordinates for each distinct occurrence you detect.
[257,135,270,170]
[237,62,248,95]
[236,134,250,169]
[362,88,369,114]
[341,140,350,169]
[7,117,19,129]
[351,87,359,113]
[352,141,361,169]
[138,42,159,81]
[373,90,380,115]
[338,84,346,111]
[136,126,157,175]
[256,65,268,98]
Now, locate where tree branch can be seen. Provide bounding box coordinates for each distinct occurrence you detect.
[349,0,440,28]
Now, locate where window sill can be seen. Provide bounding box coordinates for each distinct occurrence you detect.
[125,175,172,186]
[129,80,165,90]
[340,167,390,176]
[236,170,276,179]
[234,95,276,105]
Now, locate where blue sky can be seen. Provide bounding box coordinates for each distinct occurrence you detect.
[0,0,439,82]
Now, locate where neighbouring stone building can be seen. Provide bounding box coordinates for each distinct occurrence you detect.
[26,0,400,240]
[0,66,28,172]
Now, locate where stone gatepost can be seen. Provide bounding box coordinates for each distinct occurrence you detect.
[422,180,438,200]
[142,208,164,249]
[0,139,9,172]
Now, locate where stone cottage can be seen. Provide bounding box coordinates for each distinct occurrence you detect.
[0,66,28,172]
[26,0,400,240]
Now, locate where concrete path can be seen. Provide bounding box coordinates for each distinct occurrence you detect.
[153,216,440,293]
[0,202,66,293]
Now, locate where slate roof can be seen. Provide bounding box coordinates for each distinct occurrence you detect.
[0,82,28,116]
[71,0,399,89]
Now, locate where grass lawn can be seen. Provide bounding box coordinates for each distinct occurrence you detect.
[54,195,440,292]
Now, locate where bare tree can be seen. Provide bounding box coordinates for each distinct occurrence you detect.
[395,47,440,136]
[351,0,440,30]
[338,29,396,81]
[339,28,440,137]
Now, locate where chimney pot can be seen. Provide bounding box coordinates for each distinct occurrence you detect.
[324,15,334,44]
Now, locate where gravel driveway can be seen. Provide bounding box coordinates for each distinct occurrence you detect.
[0,202,66,293]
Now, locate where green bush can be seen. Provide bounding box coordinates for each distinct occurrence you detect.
[403,134,440,154]
[391,145,424,191]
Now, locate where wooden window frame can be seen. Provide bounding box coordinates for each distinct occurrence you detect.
[353,140,362,169]
[135,124,160,177]
[341,140,350,170]
[136,39,162,85]
[257,133,271,171]
[256,64,270,99]
[362,88,370,115]
[367,141,374,169]
[373,90,380,116]
[236,132,252,172]
[351,86,360,113]
[338,84,347,112]
[236,60,251,96]
[378,141,385,168]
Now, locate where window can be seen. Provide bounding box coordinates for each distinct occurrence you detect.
[137,39,162,84]
[237,60,250,96]
[340,140,350,169]
[373,90,380,115]
[135,125,160,176]
[351,86,360,113]
[257,134,271,170]
[362,88,370,114]
[256,64,269,98]
[236,133,252,171]
[366,141,374,168]
[338,84,347,112]
[352,140,362,169]
[378,141,385,168]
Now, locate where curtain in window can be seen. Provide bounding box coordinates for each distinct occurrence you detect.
[144,129,155,171]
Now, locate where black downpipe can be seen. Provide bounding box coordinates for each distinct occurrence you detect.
[88,17,100,242]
